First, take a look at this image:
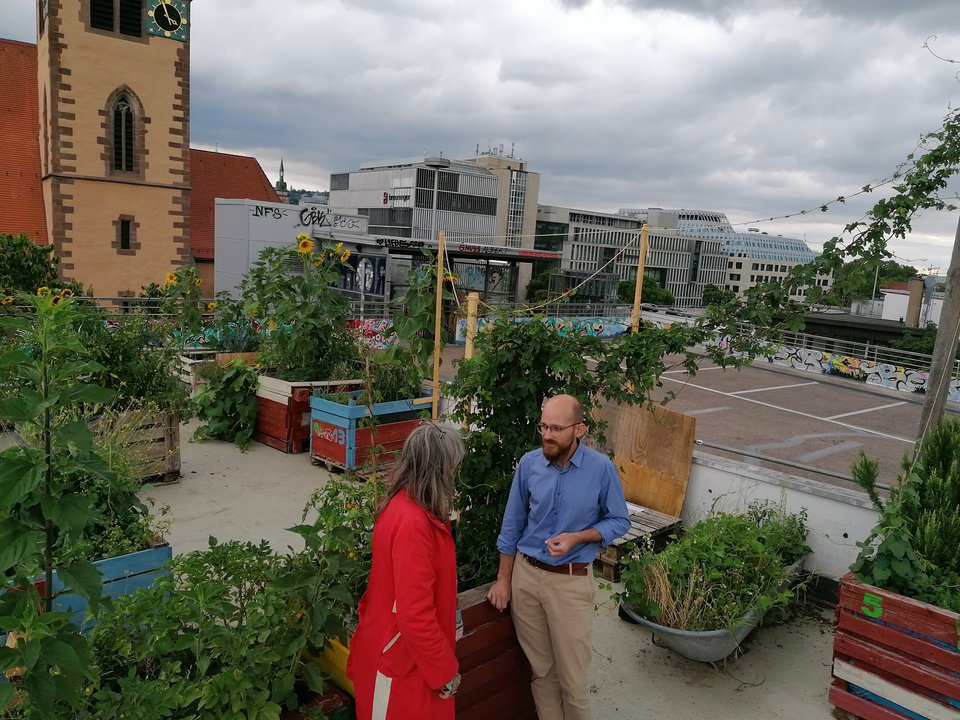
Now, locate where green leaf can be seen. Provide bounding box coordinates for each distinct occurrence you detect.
[40,493,92,535]
[0,453,44,512]
[302,660,326,694]
[53,420,95,452]
[58,383,115,407]
[41,637,83,675]
[56,560,103,615]
[0,682,14,710]
[0,520,42,572]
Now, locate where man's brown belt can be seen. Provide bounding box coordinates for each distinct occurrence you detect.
[521,553,589,576]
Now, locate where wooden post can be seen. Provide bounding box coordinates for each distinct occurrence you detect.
[465,292,479,360]
[630,225,649,334]
[916,214,960,449]
[431,231,446,420]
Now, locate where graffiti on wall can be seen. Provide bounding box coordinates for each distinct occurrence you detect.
[768,345,960,402]
[349,319,397,350]
[453,315,673,343]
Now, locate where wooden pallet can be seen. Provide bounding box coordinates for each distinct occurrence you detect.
[829,573,960,720]
[594,506,682,582]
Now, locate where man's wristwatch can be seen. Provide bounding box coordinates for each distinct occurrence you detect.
[442,673,461,696]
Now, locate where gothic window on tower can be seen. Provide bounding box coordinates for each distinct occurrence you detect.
[114,215,139,255]
[90,0,143,37]
[113,96,135,172]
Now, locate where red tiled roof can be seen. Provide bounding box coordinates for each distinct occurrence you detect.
[190,149,280,259]
[0,40,48,245]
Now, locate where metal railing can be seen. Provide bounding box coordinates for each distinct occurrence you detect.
[775,328,960,380]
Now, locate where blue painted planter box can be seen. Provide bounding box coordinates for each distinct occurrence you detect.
[309,391,431,471]
[2,545,172,643]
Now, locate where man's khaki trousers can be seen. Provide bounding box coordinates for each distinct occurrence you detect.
[510,556,595,720]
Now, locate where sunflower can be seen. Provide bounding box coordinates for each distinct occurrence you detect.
[59,288,74,298]
[165,272,178,285]
[298,237,315,254]
[267,320,277,331]
[194,278,202,287]
[313,259,323,267]
[36,287,51,297]
[335,242,344,252]
[1,296,13,306]
[207,302,217,311]
[296,232,310,242]
[340,250,351,262]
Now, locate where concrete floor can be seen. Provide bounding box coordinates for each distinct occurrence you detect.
[148,421,838,720]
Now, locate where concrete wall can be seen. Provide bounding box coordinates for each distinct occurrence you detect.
[684,452,879,580]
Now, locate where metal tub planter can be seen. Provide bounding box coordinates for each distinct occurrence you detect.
[619,557,807,666]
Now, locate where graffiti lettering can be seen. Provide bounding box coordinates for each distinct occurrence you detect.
[458,243,508,255]
[250,205,288,219]
[376,238,426,249]
[312,422,346,446]
[299,207,330,227]
[332,215,362,230]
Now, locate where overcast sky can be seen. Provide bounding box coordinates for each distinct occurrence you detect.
[3,0,960,271]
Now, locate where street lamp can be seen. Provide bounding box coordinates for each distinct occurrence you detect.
[423,156,450,420]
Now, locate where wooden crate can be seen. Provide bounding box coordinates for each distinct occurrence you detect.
[829,573,960,720]
[309,391,430,472]
[254,376,362,455]
[176,352,216,393]
[594,506,682,582]
[90,410,180,484]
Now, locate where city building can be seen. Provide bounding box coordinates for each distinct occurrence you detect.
[327,153,547,303]
[722,228,831,299]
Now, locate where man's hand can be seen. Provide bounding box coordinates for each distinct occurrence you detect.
[486,578,511,611]
[545,532,578,556]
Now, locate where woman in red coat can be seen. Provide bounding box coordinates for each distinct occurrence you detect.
[348,421,465,720]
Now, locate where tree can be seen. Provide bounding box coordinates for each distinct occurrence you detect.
[617,276,674,305]
[0,232,60,293]
[702,283,736,307]
[833,259,919,301]
[525,270,551,303]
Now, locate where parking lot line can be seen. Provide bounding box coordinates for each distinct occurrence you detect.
[729,381,819,395]
[660,376,915,444]
[824,401,908,420]
[686,406,732,415]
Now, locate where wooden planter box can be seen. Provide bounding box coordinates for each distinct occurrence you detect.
[127,411,180,483]
[176,352,217,393]
[2,543,172,646]
[255,376,363,454]
[309,391,431,472]
[830,573,960,720]
[215,352,259,368]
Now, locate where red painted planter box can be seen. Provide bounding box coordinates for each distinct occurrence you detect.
[255,376,362,454]
[829,573,960,720]
[280,685,353,720]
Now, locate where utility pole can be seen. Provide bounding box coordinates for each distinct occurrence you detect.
[915,215,960,450]
[630,225,649,334]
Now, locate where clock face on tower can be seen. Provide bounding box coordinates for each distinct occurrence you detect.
[147,0,189,42]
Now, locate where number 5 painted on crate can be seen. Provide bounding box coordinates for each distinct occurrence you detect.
[861,593,883,618]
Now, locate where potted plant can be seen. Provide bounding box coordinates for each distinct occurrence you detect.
[309,347,430,472]
[78,309,190,483]
[616,501,809,665]
[82,537,357,719]
[830,422,960,720]
[240,235,364,453]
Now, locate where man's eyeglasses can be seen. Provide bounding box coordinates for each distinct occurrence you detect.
[536,422,582,435]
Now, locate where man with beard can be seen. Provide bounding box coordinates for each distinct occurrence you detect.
[486,394,629,720]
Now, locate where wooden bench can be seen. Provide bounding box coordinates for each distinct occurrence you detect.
[594,506,682,582]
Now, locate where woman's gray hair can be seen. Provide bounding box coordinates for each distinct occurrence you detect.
[381,421,465,520]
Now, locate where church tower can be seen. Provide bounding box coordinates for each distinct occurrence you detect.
[37,0,191,296]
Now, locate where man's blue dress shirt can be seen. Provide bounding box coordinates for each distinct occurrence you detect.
[496,441,631,565]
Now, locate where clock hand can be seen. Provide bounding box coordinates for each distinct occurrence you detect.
[159,0,173,23]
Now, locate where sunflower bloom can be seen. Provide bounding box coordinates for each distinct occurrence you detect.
[298,237,315,254]
[335,242,343,252]
[340,250,351,262]
[1,296,13,305]
[194,278,203,287]
[296,233,310,242]
[59,288,74,298]
[313,259,322,267]
[267,320,277,331]
[37,287,51,297]
[207,302,217,311]
[165,272,177,285]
